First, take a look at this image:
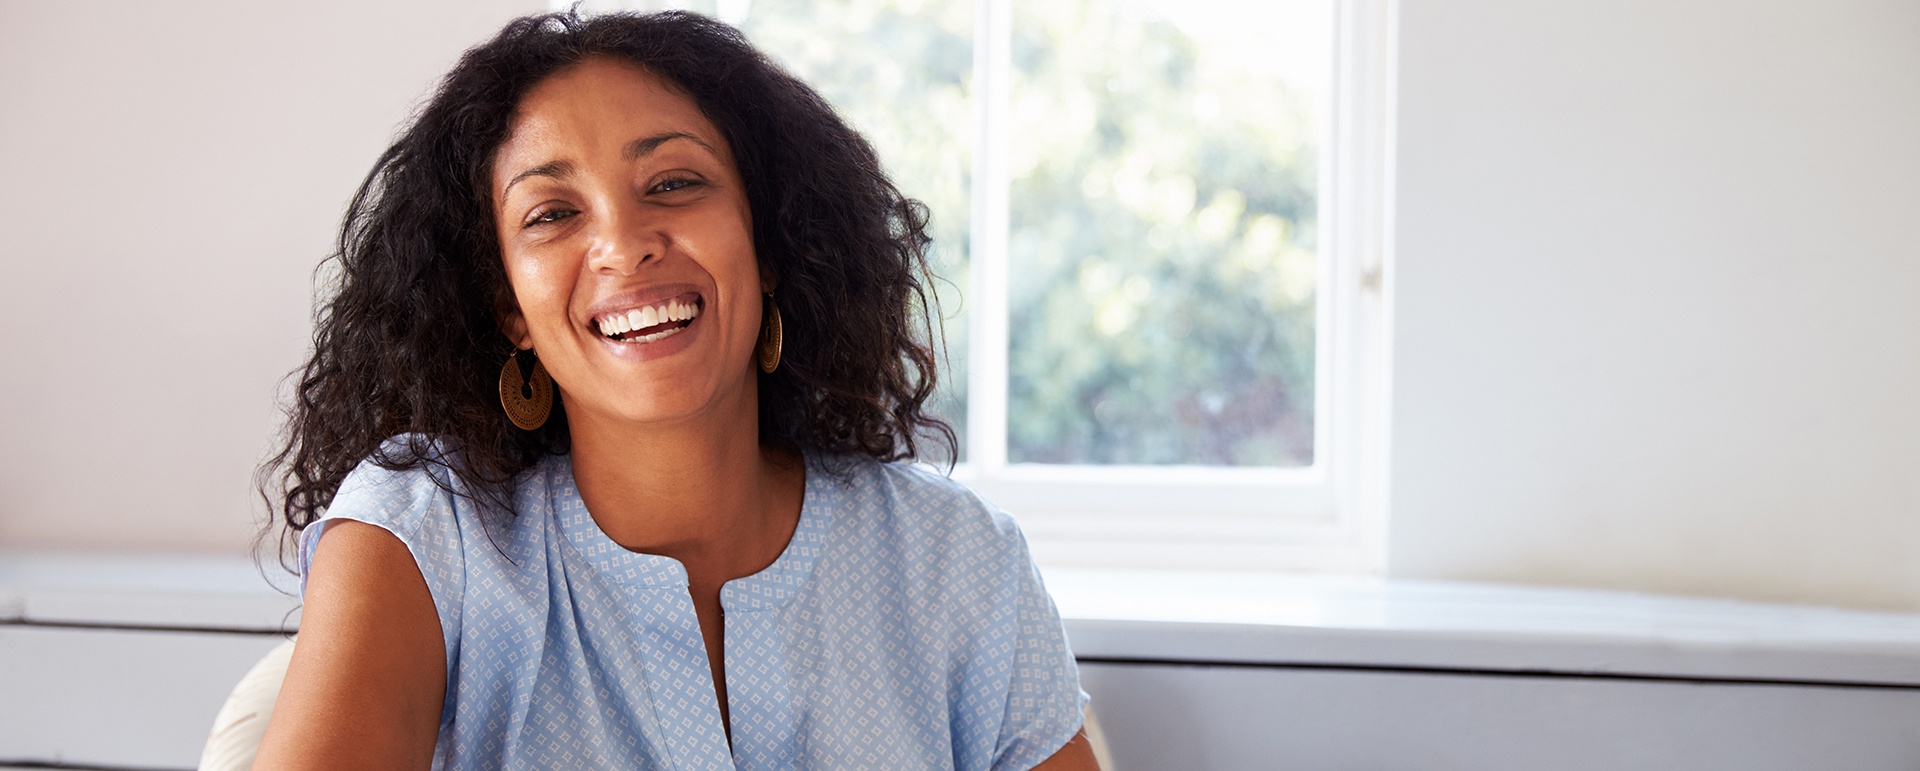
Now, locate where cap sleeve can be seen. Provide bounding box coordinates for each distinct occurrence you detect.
[984,520,1089,771]
[298,450,467,674]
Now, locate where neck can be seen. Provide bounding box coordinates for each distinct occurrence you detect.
[562,377,800,573]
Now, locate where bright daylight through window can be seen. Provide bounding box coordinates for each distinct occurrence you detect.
[572,0,1390,571]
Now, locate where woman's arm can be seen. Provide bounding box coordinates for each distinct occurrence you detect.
[254,521,446,770]
[1029,729,1103,771]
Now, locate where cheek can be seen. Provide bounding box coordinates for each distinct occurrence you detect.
[717,244,766,334]
[502,248,579,335]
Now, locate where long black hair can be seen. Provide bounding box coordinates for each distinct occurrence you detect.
[262,11,954,553]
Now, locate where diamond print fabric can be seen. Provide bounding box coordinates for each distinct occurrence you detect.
[301,437,1087,770]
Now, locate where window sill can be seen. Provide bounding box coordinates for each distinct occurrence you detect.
[0,549,302,633]
[1045,567,1920,687]
[5,550,1919,687]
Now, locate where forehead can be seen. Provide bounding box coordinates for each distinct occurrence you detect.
[495,57,729,174]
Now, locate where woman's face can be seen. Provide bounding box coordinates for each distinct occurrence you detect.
[492,57,764,430]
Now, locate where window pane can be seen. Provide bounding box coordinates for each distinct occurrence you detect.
[1006,0,1327,466]
[738,0,975,463]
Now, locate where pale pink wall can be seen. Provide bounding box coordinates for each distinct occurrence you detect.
[0,0,537,553]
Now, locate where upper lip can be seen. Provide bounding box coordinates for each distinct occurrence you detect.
[582,284,705,328]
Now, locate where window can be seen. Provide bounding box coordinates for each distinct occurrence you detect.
[566,0,1393,572]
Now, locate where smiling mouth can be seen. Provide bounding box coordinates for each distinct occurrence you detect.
[594,296,701,344]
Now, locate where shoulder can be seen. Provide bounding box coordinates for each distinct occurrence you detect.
[824,457,1020,539]
[325,434,468,538]
[814,456,1035,584]
[298,436,477,692]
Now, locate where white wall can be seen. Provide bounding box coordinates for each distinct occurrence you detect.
[0,1,535,552]
[1390,0,1920,610]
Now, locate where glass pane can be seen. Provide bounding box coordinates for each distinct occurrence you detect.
[1006,0,1328,466]
[738,0,975,464]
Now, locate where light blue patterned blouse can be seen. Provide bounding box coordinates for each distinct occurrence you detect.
[300,441,1087,770]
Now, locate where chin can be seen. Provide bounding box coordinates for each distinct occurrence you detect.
[591,378,749,428]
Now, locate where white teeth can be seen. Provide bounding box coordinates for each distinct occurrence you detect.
[598,298,699,340]
[634,325,684,343]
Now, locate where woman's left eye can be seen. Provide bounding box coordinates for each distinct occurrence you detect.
[651,177,702,194]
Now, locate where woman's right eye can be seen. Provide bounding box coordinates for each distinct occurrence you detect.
[525,208,577,228]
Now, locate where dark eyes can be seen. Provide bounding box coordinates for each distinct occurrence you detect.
[524,208,577,228]
[650,176,703,194]
[519,176,706,229]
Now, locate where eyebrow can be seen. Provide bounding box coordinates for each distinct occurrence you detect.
[624,131,715,161]
[501,161,574,199]
[500,132,718,199]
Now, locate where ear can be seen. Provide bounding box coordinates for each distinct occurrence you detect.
[757,261,779,296]
[501,309,534,351]
[494,280,534,350]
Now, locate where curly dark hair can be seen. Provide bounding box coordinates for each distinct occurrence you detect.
[261,10,954,550]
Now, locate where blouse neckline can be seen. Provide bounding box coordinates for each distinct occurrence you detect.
[547,451,832,613]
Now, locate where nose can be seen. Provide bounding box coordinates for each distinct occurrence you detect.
[583,208,664,275]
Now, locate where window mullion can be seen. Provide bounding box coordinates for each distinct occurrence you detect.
[966,0,1012,473]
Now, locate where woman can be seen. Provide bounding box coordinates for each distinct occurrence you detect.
[254,11,1097,771]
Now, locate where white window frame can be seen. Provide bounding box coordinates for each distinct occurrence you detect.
[952,0,1396,573]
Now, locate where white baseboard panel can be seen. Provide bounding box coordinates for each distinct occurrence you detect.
[1081,661,1920,771]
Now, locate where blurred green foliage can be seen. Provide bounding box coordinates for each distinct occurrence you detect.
[741,0,976,461]
[738,0,1319,467]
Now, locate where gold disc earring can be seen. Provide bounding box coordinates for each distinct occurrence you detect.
[757,295,784,374]
[498,351,554,431]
